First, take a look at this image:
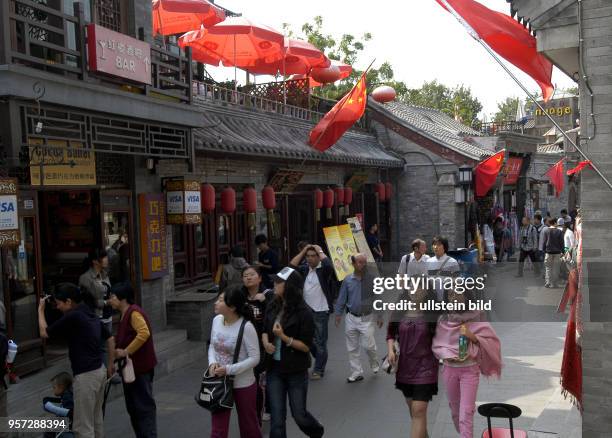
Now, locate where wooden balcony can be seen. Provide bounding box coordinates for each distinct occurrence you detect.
[0,0,193,104]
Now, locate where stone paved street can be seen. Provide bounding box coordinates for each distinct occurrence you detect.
[105,263,581,437]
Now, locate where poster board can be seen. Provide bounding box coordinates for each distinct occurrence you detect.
[323,225,356,281]
[346,217,376,263]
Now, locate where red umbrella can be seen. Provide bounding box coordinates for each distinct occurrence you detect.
[152,0,225,36]
[247,38,329,76]
[186,17,285,68]
[178,27,222,65]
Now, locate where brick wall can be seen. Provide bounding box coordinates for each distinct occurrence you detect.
[579,1,612,435]
[372,120,464,257]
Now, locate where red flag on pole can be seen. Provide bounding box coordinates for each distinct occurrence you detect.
[567,160,592,176]
[436,0,554,101]
[308,73,367,151]
[474,150,505,197]
[545,159,565,197]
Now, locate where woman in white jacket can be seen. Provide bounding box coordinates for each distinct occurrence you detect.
[208,287,262,438]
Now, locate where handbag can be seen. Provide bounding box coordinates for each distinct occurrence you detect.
[382,340,400,374]
[116,356,136,384]
[195,319,247,412]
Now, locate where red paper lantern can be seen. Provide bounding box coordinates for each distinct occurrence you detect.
[201,183,215,214]
[220,187,236,214]
[243,187,257,213]
[311,65,341,84]
[376,182,386,202]
[323,188,334,219]
[343,187,353,216]
[334,187,345,205]
[262,185,276,210]
[385,182,393,202]
[314,189,323,209]
[372,85,397,103]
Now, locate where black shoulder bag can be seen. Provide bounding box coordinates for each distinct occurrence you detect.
[195,319,247,412]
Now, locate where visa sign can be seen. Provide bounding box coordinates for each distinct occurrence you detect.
[0,195,18,230]
[184,191,201,214]
[166,191,184,215]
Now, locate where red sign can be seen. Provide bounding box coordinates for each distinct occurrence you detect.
[355,213,364,229]
[503,157,523,185]
[87,24,152,85]
[139,194,168,280]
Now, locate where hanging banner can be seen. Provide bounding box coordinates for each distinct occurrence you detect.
[29,139,96,186]
[0,179,19,246]
[503,157,523,185]
[346,217,376,263]
[139,193,169,280]
[323,226,354,281]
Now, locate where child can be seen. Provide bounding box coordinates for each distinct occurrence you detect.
[432,291,502,438]
[43,372,74,438]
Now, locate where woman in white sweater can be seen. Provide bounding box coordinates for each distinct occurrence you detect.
[208,287,262,438]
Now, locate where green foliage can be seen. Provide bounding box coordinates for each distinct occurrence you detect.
[494,97,520,122]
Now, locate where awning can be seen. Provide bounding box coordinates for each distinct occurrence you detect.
[193,112,403,168]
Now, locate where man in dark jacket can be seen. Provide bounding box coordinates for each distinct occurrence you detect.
[542,217,565,288]
[289,244,336,379]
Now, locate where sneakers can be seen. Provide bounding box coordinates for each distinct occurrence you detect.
[346,375,364,383]
[311,372,322,380]
[371,362,380,374]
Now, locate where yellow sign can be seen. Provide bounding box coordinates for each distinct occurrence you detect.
[29,138,96,186]
[346,217,376,263]
[323,225,357,281]
[535,106,572,117]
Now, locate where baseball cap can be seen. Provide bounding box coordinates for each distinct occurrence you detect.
[272,266,296,283]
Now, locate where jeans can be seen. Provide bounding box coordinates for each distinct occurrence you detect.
[310,311,329,374]
[442,364,480,438]
[517,250,539,276]
[211,383,262,438]
[267,367,324,438]
[123,371,157,438]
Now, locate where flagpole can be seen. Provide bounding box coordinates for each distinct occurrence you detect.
[310,58,376,151]
[439,0,612,192]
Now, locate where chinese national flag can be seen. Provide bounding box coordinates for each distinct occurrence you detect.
[474,150,505,197]
[567,160,592,176]
[436,0,554,101]
[546,159,565,197]
[308,73,367,151]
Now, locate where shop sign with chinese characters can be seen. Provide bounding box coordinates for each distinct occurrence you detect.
[503,157,523,185]
[139,194,168,280]
[165,180,201,224]
[87,24,152,85]
[0,179,19,246]
[29,138,96,186]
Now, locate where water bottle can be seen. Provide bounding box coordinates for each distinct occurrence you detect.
[458,324,468,361]
[7,340,18,364]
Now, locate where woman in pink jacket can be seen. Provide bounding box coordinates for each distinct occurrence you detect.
[432,291,502,438]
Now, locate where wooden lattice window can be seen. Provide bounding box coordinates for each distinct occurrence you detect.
[94,0,123,32]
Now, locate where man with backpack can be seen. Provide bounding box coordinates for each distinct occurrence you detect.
[517,216,540,277]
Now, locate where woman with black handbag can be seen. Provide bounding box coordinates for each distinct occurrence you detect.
[262,267,324,438]
[207,287,262,438]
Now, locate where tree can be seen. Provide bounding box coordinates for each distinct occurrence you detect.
[400,81,483,124]
[494,97,520,122]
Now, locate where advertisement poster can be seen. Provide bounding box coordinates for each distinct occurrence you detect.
[323,226,354,281]
[346,217,376,263]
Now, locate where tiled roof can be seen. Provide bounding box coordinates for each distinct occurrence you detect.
[369,101,493,161]
[537,143,563,154]
[193,110,403,168]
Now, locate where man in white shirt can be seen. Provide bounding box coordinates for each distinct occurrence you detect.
[290,244,335,380]
[426,236,460,302]
[398,238,430,277]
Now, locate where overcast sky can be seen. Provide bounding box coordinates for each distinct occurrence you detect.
[211,0,576,117]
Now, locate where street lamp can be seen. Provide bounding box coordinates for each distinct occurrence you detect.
[457,165,473,247]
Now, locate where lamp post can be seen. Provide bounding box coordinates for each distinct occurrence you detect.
[457,165,473,247]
